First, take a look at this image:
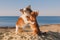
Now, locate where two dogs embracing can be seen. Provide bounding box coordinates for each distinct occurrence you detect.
[16,5,42,35]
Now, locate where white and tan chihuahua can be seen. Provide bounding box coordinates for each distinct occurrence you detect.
[16,5,33,34]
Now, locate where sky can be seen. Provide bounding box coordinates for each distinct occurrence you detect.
[0,0,60,16]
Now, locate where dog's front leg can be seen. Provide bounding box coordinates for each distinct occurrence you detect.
[16,25,18,34]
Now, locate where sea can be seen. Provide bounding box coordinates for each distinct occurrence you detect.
[0,16,60,27]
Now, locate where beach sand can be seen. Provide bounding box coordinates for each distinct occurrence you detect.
[0,24,60,40]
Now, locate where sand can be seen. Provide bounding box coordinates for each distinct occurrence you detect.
[0,24,60,40]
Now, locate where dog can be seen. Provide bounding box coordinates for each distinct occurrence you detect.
[28,11,41,35]
[16,5,33,34]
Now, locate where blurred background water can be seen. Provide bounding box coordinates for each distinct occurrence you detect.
[0,16,60,27]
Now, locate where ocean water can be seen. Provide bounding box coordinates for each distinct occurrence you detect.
[0,16,60,27]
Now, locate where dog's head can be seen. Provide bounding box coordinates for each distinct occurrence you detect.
[31,11,38,17]
[29,11,38,22]
[27,11,38,22]
[20,5,32,15]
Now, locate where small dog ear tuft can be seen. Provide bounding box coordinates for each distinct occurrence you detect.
[35,11,38,16]
[20,9,24,14]
[20,9,23,12]
[26,5,31,9]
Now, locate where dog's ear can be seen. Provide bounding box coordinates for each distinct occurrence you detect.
[20,9,24,14]
[31,11,38,17]
[35,11,38,16]
[26,5,31,9]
